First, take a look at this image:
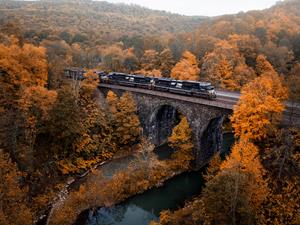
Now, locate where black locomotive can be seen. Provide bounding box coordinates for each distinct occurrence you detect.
[64,69,217,100]
[101,72,217,99]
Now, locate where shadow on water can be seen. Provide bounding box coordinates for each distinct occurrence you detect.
[221,132,235,158]
[76,133,235,225]
[154,143,174,160]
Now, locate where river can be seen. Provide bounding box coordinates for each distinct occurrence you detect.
[80,133,235,225]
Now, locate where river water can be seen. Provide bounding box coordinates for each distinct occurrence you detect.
[82,133,234,225]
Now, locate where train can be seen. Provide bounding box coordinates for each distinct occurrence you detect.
[64,69,217,100]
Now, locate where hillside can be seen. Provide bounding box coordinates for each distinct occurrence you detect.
[0,1,299,224]
[0,0,205,43]
[0,0,299,87]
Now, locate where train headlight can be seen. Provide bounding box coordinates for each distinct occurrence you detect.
[208,90,216,98]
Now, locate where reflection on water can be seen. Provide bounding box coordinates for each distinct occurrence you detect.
[85,171,203,225]
[83,133,235,225]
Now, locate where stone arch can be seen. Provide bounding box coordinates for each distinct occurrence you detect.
[146,104,184,146]
[196,116,224,165]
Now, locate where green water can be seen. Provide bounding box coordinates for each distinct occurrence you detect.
[83,133,234,225]
[84,171,203,225]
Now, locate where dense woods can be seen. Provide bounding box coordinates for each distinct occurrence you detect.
[0,0,299,224]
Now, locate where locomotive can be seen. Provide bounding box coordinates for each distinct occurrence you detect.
[64,69,217,100]
[101,72,217,100]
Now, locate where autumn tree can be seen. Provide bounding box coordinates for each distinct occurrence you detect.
[168,117,194,169]
[47,71,114,174]
[101,43,125,71]
[123,48,139,72]
[134,68,162,77]
[201,40,254,90]
[203,153,222,182]
[41,39,72,89]
[140,49,160,71]
[0,37,49,168]
[18,86,57,170]
[228,34,261,67]
[200,139,269,225]
[107,91,141,147]
[135,49,163,77]
[47,87,84,160]
[71,71,114,171]
[159,48,175,77]
[170,51,200,81]
[0,150,33,225]
[255,54,275,76]
[230,59,288,141]
[0,38,48,109]
[261,41,294,74]
[215,57,237,90]
[260,128,300,224]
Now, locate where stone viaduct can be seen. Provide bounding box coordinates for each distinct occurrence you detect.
[97,84,236,167]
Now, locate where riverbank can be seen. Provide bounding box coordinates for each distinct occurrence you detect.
[36,147,139,225]
[47,153,191,224]
[82,170,205,225]
[46,133,235,225]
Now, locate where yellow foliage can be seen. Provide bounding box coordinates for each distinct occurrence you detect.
[107,91,141,147]
[168,117,194,169]
[170,51,200,81]
[230,70,288,141]
[221,139,269,208]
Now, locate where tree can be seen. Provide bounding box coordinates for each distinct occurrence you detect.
[123,53,139,72]
[0,150,33,225]
[170,51,200,81]
[261,41,294,74]
[140,49,160,71]
[255,54,276,76]
[159,48,175,77]
[203,153,222,182]
[101,44,125,71]
[47,87,84,159]
[216,57,237,90]
[106,90,119,114]
[18,86,57,170]
[260,128,300,224]
[107,91,141,147]
[134,68,162,77]
[228,34,261,67]
[168,117,194,169]
[230,62,288,141]
[201,40,254,90]
[0,38,48,109]
[41,39,72,89]
[201,139,269,225]
[0,38,49,166]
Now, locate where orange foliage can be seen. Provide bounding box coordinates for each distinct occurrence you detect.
[0,150,33,225]
[170,51,200,81]
[230,63,288,141]
[255,54,275,75]
[221,140,269,207]
[107,91,141,147]
[135,68,162,77]
[168,117,194,169]
[0,38,48,109]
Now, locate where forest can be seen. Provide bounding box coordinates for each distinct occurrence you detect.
[0,0,299,224]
